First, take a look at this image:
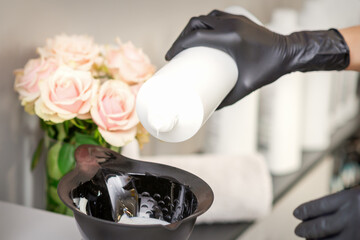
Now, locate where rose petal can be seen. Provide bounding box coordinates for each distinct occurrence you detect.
[98,127,137,147]
[35,99,65,123]
[78,112,91,120]
[91,79,139,133]
[105,41,155,84]
[37,66,96,122]
[43,34,100,71]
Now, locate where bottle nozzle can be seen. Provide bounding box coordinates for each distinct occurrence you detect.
[147,103,179,136]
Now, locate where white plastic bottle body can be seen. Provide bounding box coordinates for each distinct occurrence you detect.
[300,0,338,150]
[266,72,303,175]
[136,46,238,142]
[203,92,258,155]
[258,8,303,175]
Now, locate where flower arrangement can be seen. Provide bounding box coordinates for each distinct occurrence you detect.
[14,34,155,214]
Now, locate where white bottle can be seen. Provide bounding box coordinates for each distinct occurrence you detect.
[260,9,303,175]
[136,47,237,143]
[332,0,360,124]
[203,91,258,155]
[325,0,359,130]
[300,0,334,151]
[300,0,360,149]
[137,7,262,143]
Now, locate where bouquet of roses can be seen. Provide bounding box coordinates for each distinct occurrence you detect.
[14,34,155,214]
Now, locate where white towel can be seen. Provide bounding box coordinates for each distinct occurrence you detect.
[142,153,272,223]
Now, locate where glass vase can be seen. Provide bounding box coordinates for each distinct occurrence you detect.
[45,136,76,215]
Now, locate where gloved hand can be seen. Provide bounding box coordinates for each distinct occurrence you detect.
[293,186,360,239]
[166,10,350,109]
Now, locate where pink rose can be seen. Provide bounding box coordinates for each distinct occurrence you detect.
[14,58,58,112]
[106,41,155,84]
[130,83,143,95]
[35,66,98,123]
[38,34,100,71]
[91,80,139,147]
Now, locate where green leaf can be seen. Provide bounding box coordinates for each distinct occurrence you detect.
[58,143,75,175]
[94,129,99,138]
[31,138,44,171]
[75,132,100,145]
[46,141,63,180]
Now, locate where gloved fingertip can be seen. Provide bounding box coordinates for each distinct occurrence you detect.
[165,53,171,61]
[216,103,224,111]
[165,50,174,61]
[293,208,301,219]
[294,225,305,237]
[165,45,185,61]
[208,9,226,17]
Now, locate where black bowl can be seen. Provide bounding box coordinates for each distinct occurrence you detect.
[58,145,214,240]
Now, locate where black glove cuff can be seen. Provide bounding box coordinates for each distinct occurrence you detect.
[286,28,350,72]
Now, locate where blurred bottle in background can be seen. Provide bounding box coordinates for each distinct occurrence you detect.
[258,8,303,175]
[300,0,360,152]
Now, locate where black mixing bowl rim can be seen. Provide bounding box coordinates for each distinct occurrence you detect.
[57,145,214,230]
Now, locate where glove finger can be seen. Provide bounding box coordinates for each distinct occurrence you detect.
[166,27,221,61]
[208,9,229,17]
[181,16,213,35]
[293,191,347,220]
[165,16,217,60]
[294,210,347,239]
[166,17,204,60]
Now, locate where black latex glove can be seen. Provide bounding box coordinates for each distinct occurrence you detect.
[293,186,360,239]
[166,10,350,109]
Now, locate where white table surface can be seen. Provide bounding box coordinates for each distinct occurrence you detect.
[0,201,81,240]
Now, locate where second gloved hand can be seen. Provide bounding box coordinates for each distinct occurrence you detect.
[166,10,349,109]
[293,186,360,239]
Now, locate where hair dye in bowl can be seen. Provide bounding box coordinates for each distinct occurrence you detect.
[71,170,198,225]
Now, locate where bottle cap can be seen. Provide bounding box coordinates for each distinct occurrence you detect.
[147,101,179,136]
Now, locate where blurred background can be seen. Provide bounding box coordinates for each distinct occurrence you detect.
[1,0,360,239]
